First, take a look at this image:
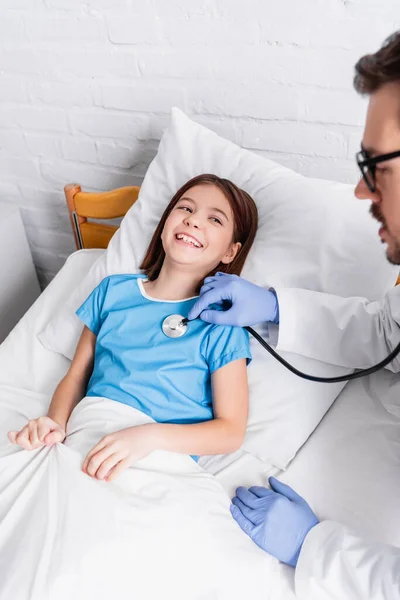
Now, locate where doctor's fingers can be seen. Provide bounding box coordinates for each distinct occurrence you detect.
[232,497,264,526]
[203,272,229,285]
[199,282,214,297]
[188,288,224,320]
[235,486,274,509]
[249,485,277,498]
[230,504,254,537]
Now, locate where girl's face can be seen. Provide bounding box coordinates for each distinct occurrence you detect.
[161,184,241,275]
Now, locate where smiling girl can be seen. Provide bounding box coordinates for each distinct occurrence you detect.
[9,174,258,481]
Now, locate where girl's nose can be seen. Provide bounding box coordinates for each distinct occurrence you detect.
[184,213,201,228]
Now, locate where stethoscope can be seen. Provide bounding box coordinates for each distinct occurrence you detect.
[162,314,400,383]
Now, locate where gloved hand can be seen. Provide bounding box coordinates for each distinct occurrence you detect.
[230,477,319,567]
[188,272,279,326]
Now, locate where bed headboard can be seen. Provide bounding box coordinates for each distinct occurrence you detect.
[65,183,140,250]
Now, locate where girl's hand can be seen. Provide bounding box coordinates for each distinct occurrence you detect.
[82,425,157,482]
[8,416,66,450]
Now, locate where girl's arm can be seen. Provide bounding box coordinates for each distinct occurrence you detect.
[82,358,249,481]
[149,357,249,455]
[9,326,96,450]
[47,325,96,428]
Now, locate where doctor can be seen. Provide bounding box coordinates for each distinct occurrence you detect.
[188,32,400,599]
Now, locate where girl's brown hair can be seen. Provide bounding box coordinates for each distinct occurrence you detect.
[140,174,258,282]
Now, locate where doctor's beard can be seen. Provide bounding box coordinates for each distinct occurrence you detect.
[370,203,400,265]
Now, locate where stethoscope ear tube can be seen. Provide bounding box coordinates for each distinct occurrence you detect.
[245,326,400,383]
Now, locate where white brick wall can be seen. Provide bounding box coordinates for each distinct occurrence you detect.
[0,0,399,287]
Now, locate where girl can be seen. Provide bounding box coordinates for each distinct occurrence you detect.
[8,174,258,481]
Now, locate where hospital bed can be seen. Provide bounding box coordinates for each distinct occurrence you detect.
[0,183,399,599]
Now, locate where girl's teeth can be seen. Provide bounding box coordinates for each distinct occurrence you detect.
[177,234,200,247]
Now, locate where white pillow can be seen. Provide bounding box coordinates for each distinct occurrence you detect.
[38,107,398,469]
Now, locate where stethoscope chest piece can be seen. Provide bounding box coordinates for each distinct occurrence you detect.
[162,314,187,338]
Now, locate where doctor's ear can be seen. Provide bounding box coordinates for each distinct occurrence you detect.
[221,241,242,265]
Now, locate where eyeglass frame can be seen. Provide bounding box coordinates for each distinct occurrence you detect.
[356,147,400,193]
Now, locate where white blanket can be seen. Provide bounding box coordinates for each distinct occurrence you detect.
[0,388,288,600]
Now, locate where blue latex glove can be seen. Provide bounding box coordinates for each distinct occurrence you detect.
[188,272,279,326]
[230,477,319,567]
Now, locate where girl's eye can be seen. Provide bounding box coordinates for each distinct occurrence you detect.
[210,217,222,225]
[178,205,192,212]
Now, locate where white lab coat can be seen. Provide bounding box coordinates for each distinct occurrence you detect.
[274,285,400,600]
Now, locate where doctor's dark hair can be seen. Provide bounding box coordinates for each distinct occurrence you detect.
[140,174,258,282]
[354,31,400,94]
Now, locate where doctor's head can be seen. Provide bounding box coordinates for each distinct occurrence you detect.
[140,174,258,284]
[354,31,400,264]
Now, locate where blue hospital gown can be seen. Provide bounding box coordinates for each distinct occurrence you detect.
[76,274,251,428]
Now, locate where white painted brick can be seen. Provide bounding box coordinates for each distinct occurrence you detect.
[107,17,163,45]
[18,186,66,209]
[0,156,42,183]
[300,89,368,127]
[161,17,259,47]
[101,83,186,113]
[24,134,63,159]
[138,48,212,79]
[191,114,243,145]
[97,140,157,169]
[298,156,360,184]
[188,82,302,121]
[30,246,71,273]
[28,81,98,107]
[253,150,359,184]
[61,138,98,164]
[0,79,28,103]
[24,16,106,43]
[242,121,347,158]
[0,182,21,203]
[21,205,71,234]
[0,17,25,41]
[96,142,138,169]
[210,45,356,89]
[29,227,76,254]
[152,0,217,17]
[0,130,29,157]
[0,0,41,7]
[40,160,143,192]
[0,49,48,77]
[0,48,139,79]
[69,109,149,140]
[347,130,364,159]
[0,106,69,133]
[214,0,343,19]
[46,0,133,8]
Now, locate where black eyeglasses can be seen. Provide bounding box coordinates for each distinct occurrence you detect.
[356,148,400,193]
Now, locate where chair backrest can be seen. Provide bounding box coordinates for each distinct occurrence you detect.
[64,183,140,249]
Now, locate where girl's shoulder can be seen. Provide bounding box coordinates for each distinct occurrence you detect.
[98,273,146,288]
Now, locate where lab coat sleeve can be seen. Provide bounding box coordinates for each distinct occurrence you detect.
[295,521,400,600]
[275,285,400,372]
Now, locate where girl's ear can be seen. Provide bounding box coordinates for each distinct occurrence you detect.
[221,242,242,265]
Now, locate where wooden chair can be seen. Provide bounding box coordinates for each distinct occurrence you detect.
[65,183,140,250]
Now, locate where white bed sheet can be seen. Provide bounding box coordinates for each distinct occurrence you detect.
[0,250,295,600]
[1,249,400,597]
